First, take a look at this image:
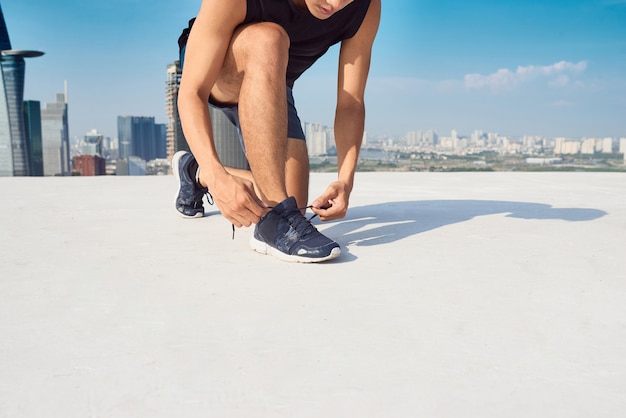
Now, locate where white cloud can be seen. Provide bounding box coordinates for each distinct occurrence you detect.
[464,61,588,91]
[548,75,571,88]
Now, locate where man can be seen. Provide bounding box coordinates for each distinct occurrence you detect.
[174,0,380,263]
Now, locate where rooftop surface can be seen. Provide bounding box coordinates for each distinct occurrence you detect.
[1,172,625,417]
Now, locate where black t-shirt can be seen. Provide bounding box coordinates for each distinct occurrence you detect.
[179,0,372,87]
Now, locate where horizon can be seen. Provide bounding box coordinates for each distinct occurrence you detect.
[3,0,625,140]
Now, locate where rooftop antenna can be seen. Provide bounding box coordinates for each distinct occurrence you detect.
[64,80,68,103]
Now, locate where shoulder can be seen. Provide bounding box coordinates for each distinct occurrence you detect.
[361,0,381,30]
[195,0,247,29]
[346,0,380,45]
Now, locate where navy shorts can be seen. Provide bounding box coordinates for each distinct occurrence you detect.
[180,45,306,144]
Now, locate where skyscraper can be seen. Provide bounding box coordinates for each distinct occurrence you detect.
[166,60,248,170]
[165,60,188,160]
[0,2,44,176]
[23,100,43,176]
[305,122,330,156]
[41,92,70,176]
[117,115,166,162]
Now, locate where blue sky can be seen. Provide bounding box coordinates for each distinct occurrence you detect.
[4,0,625,140]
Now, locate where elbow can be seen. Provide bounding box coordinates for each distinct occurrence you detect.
[336,100,365,121]
[177,83,207,117]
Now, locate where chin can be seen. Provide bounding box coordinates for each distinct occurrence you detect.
[308,3,336,20]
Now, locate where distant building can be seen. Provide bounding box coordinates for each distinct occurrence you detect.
[210,106,249,169]
[23,100,43,176]
[166,60,248,170]
[118,115,166,162]
[554,137,581,155]
[0,3,44,176]
[82,128,103,156]
[165,60,188,160]
[305,122,330,156]
[117,156,146,176]
[424,130,438,147]
[581,138,596,155]
[73,154,105,176]
[41,92,71,176]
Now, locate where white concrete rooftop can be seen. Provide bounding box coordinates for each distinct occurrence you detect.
[1,172,625,417]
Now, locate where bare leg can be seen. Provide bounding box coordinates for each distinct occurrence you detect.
[209,23,291,207]
[285,138,309,210]
[224,137,309,210]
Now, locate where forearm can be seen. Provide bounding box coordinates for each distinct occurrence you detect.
[178,91,227,181]
[334,102,365,191]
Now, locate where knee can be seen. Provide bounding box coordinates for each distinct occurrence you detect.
[238,23,290,68]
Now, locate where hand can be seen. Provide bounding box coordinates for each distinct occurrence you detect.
[203,171,268,227]
[310,181,351,221]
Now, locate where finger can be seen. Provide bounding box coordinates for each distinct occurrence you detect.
[228,215,244,228]
[232,211,256,228]
[312,197,332,209]
[314,203,347,221]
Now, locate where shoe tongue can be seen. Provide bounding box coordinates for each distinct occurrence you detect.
[273,196,298,214]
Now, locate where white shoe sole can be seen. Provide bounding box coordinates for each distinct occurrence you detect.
[250,237,341,263]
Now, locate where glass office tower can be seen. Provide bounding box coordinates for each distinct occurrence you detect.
[23,100,43,176]
[0,3,44,176]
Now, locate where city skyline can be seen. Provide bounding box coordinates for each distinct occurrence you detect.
[3,0,625,141]
[0,2,44,176]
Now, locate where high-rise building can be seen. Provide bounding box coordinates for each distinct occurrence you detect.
[304,122,331,156]
[165,60,188,160]
[210,106,249,169]
[406,131,421,147]
[554,137,566,155]
[117,115,167,175]
[41,92,70,176]
[117,115,166,162]
[23,100,43,176]
[425,130,439,147]
[581,138,596,155]
[0,3,44,176]
[165,59,247,169]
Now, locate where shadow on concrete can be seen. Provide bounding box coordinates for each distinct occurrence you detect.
[321,200,607,257]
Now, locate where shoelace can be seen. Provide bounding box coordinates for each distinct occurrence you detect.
[194,168,214,207]
[230,205,318,240]
[282,206,319,236]
[203,190,214,206]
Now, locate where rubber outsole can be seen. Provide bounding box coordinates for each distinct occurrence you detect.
[250,237,341,263]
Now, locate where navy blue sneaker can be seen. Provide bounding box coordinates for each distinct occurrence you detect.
[250,196,341,263]
[172,150,210,218]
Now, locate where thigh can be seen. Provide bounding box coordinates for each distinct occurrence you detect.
[211,22,289,105]
[209,25,246,105]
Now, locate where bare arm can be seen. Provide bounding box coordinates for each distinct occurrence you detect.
[178,0,244,174]
[312,0,381,221]
[178,0,266,227]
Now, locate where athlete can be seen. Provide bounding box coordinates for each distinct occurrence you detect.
[173,0,381,262]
